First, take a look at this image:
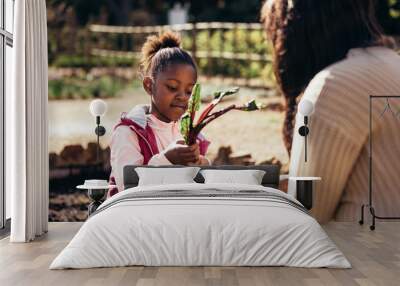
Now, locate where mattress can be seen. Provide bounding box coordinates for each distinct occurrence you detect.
[50,183,350,269]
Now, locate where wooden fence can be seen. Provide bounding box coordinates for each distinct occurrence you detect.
[88,22,274,89]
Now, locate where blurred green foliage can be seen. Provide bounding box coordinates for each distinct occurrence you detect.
[46,0,399,99]
[52,55,136,68]
[181,29,274,85]
[49,28,276,88]
[48,76,135,99]
[46,0,400,34]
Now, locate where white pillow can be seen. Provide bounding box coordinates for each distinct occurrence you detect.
[135,167,201,186]
[200,169,266,185]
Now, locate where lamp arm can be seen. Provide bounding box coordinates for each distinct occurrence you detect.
[297,115,311,163]
[304,116,308,163]
[97,117,100,163]
[94,116,106,163]
[305,129,308,162]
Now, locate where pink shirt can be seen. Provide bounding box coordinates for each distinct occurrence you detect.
[110,114,184,191]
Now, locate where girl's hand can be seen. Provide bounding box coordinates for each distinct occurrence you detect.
[188,156,210,166]
[165,142,200,165]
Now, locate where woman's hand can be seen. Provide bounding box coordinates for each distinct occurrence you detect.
[165,141,200,165]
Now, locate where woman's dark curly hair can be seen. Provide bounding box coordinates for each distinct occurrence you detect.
[261,0,387,155]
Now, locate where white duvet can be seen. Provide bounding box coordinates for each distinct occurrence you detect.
[50,183,351,269]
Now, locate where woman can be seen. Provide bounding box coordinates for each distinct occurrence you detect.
[262,0,400,222]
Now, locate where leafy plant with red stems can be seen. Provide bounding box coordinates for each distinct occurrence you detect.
[180,83,260,145]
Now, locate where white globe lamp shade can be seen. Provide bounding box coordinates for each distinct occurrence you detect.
[89,99,107,117]
[298,99,314,116]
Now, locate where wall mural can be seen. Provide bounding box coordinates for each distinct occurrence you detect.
[47,0,400,222]
[47,18,289,221]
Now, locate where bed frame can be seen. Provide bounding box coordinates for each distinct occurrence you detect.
[123,165,281,190]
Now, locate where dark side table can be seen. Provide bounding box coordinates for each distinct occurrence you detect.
[289,177,321,210]
[77,182,114,216]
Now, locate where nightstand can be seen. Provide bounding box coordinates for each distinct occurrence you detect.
[77,180,115,216]
[289,177,321,210]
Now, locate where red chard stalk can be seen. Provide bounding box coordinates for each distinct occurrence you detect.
[180,84,260,146]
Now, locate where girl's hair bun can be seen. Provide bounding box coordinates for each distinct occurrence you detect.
[139,31,196,79]
[159,31,181,49]
[141,31,182,74]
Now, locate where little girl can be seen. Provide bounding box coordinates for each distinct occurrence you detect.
[108,31,210,196]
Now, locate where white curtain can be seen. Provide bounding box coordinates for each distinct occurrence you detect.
[8,0,49,242]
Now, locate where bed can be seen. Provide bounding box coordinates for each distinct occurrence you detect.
[50,165,350,269]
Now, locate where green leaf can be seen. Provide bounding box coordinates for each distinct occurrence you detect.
[213,87,240,101]
[243,99,260,111]
[180,113,191,144]
[189,83,201,113]
[181,83,202,145]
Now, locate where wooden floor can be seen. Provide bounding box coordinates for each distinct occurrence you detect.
[0,222,399,286]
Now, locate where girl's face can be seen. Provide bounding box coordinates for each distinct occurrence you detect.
[143,63,197,122]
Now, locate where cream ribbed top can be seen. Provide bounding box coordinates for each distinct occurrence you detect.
[288,46,400,223]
